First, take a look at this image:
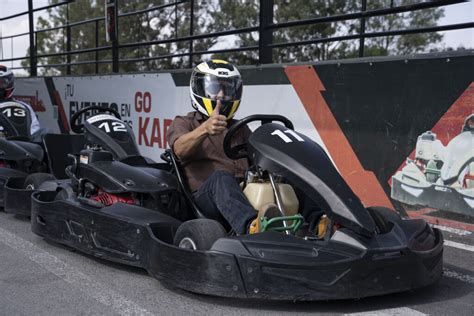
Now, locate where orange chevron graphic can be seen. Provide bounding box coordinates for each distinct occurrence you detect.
[285,65,393,209]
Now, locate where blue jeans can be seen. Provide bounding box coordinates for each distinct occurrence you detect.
[193,170,257,234]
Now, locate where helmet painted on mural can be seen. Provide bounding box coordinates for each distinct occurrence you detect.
[190,60,243,119]
[0,65,14,101]
[462,114,474,132]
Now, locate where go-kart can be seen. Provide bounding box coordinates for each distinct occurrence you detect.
[31,113,443,300]
[0,101,84,213]
[4,105,172,217]
[391,114,474,215]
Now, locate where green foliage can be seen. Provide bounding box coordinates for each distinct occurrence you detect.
[24,0,445,75]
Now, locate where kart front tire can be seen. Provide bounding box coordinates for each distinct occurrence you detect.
[23,173,56,190]
[173,219,226,251]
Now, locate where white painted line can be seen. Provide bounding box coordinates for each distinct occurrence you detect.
[345,307,426,315]
[444,240,474,252]
[0,227,153,316]
[432,224,472,236]
[444,268,474,284]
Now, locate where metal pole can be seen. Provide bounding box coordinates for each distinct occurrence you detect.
[95,20,99,74]
[112,0,119,73]
[66,2,71,74]
[188,0,194,68]
[359,0,367,58]
[258,0,273,64]
[27,0,37,76]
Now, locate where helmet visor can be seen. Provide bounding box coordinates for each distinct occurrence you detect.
[192,73,242,101]
[0,73,13,89]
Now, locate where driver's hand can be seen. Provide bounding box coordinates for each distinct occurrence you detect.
[203,100,227,135]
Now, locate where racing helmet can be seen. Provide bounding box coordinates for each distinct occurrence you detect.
[0,65,14,101]
[190,60,243,119]
[462,114,474,132]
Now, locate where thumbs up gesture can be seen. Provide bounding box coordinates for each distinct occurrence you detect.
[203,100,227,135]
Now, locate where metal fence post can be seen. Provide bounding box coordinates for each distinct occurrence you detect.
[95,20,99,74]
[188,0,194,69]
[258,0,273,64]
[66,2,71,74]
[112,0,119,73]
[27,0,37,76]
[359,0,367,58]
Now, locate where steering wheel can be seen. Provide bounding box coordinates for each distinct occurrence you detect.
[224,114,294,160]
[70,106,121,134]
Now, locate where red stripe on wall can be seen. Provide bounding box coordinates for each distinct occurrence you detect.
[285,65,393,209]
[53,90,70,133]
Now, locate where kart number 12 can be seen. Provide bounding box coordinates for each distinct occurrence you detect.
[98,121,127,133]
[271,129,304,143]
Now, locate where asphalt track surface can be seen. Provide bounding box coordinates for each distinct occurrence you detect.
[0,211,473,316]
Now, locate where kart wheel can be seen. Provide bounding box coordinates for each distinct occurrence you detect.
[23,173,56,190]
[367,206,402,234]
[173,219,226,250]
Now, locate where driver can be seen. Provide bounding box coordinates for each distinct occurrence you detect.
[167,60,278,234]
[0,65,43,140]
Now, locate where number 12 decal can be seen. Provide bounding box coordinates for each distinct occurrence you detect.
[271,129,304,143]
[98,121,127,133]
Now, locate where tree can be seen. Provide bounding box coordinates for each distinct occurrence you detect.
[25,0,446,74]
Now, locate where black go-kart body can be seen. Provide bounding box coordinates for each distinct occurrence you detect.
[31,113,443,301]
[0,101,84,211]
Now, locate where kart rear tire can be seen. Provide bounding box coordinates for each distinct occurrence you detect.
[23,173,56,190]
[173,219,226,251]
[367,206,402,234]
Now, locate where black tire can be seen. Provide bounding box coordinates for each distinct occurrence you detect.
[173,219,227,250]
[367,206,402,234]
[23,173,56,190]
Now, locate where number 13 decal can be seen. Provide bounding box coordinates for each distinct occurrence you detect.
[271,129,304,143]
[2,108,26,117]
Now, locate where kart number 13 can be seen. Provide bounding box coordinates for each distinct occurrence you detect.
[271,129,304,143]
[2,107,26,117]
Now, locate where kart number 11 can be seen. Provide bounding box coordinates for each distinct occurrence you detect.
[271,129,305,143]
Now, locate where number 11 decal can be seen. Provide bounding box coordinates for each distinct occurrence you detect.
[271,129,305,143]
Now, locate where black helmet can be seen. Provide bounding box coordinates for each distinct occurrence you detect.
[190,60,243,119]
[0,65,14,101]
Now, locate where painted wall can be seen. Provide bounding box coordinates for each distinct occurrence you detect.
[14,52,474,228]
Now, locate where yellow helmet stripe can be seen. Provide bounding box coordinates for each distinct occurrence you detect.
[212,59,228,64]
[202,98,214,116]
[227,100,240,118]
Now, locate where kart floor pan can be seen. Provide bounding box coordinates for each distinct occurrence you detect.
[31,190,444,300]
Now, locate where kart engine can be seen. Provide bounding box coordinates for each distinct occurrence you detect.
[91,189,137,206]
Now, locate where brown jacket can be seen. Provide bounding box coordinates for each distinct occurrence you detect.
[167,111,251,192]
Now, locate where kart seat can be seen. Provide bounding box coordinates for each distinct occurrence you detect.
[43,134,86,179]
[243,182,299,216]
